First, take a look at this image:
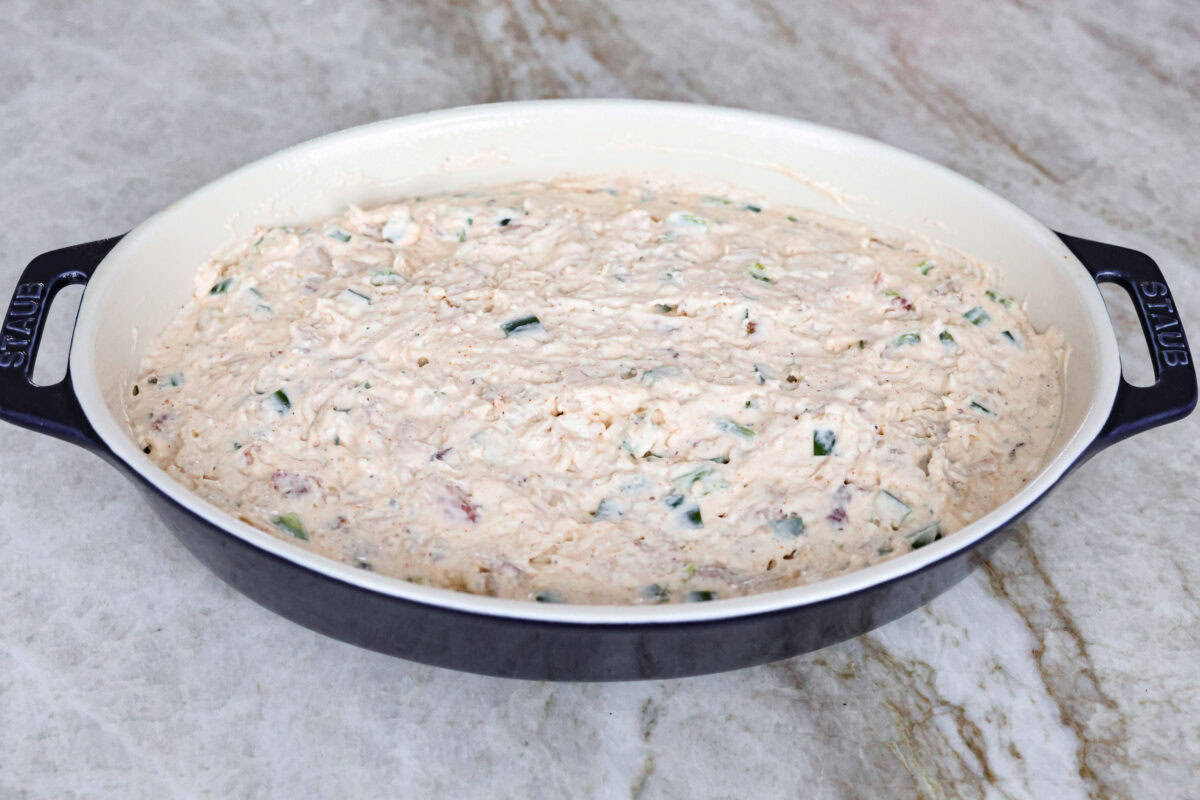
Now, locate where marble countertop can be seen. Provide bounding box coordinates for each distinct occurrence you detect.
[2,2,1197,797]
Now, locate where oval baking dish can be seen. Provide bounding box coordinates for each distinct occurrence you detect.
[2,100,1194,680]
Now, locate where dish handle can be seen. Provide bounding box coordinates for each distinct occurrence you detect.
[1057,232,1197,456]
[0,237,124,452]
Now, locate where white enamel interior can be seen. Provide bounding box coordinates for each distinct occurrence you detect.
[70,100,1119,624]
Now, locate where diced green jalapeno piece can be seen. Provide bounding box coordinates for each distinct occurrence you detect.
[639,584,670,603]
[746,261,773,283]
[592,497,626,521]
[268,389,291,413]
[667,211,707,229]
[272,513,307,540]
[670,466,729,497]
[671,467,712,492]
[908,522,942,549]
[715,417,755,440]
[770,515,805,538]
[209,278,233,295]
[873,490,912,527]
[964,306,991,326]
[501,315,542,336]
[813,429,836,456]
[669,503,703,528]
[641,365,682,385]
[985,290,1013,308]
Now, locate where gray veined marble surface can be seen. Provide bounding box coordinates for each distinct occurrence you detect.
[1,1,1198,798]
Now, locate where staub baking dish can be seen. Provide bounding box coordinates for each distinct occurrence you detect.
[2,101,1194,680]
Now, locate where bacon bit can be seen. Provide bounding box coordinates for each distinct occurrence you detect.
[150,413,171,432]
[745,320,758,335]
[446,483,480,523]
[271,470,318,496]
[827,507,848,530]
[432,447,453,461]
[890,295,915,312]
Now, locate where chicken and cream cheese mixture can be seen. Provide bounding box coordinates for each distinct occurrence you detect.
[128,179,1064,604]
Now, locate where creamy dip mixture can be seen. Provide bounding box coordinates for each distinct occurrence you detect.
[128,179,1064,604]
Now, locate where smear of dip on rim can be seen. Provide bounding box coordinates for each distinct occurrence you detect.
[128,179,1064,604]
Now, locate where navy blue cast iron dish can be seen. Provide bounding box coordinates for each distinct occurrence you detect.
[1,103,1193,680]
